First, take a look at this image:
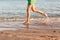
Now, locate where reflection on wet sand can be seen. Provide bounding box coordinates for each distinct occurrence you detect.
[25,24,30,29]
[42,17,49,26]
[0,17,60,40]
[0,17,60,29]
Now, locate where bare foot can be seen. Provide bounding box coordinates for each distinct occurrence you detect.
[23,21,30,25]
[43,12,48,17]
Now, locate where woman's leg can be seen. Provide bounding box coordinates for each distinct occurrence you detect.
[31,5,48,17]
[25,5,32,24]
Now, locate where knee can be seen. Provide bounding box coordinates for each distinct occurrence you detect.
[32,9,36,12]
[32,10,35,12]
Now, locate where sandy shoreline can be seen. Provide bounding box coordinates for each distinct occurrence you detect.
[0,17,60,22]
[0,17,60,40]
[0,17,60,29]
[0,28,60,40]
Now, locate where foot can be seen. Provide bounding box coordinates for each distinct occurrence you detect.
[43,12,48,17]
[23,21,30,25]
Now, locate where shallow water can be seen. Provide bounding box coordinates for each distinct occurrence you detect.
[0,17,60,31]
[0,28,17,31]
[0,0,60,31]
[0,0,60,18]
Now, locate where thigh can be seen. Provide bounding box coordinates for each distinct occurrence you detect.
[31,5,36,11]
[27,5,32,11]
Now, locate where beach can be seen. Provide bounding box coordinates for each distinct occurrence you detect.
[0,17,60,29]
[0,17,60,40]
[0,28,60,40]
[0,0,60,40]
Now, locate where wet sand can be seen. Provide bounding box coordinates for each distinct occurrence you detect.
[0,29,60,40]
[0,17,60,40]
[0,17,60,29]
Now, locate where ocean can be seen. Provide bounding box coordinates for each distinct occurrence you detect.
[0,0,60,18]
[0,0,60,31]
